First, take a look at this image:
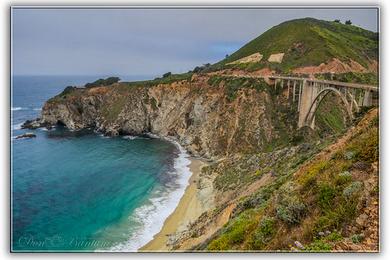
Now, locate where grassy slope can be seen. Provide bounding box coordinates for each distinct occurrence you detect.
[216,18,378,72]
[205,109,378,251]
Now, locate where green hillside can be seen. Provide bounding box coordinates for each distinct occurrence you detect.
[217,18,378,72]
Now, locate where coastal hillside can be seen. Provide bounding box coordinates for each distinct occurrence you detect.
[25,17,379,252]
[174,108,378,252]
[214,18,378,75]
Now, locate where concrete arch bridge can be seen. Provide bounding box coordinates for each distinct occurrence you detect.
[267,76,379,129]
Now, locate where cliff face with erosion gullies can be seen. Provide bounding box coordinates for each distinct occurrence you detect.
[30,17,379,252]
[40,75,294,159]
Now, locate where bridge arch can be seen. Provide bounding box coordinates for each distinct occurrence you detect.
[303,87,354,128]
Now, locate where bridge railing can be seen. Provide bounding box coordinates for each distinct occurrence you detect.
[268,75,378,92]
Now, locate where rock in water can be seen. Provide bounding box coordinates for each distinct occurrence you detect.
[21,118,42,129]
[15,132,36,139]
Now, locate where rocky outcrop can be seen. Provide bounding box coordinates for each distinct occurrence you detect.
[226,53,263,65]
[38,76,291,159]
[292,58,376,75]
[21,118,52,130]
[268,53,285,63]
[15,132,36,139]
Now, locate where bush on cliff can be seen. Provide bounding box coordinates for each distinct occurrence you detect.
[85,77,120,88]
[59,86,77,96]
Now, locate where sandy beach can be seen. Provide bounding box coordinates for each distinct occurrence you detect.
[139,158,207,251]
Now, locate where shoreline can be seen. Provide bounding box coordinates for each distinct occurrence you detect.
[139,158,207,251]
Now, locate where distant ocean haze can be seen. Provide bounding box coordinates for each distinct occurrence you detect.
[11,75,191,251]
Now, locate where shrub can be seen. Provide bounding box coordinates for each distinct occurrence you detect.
[351,233,364,244]
[353,128,378,163]
[162,72,172,78]
[315,211,339,232]
[251,217,276,249]
[207,210,258,251]
[298,160,329,189]
[344,151,356,160]
[276,200,306,225]
[208,76,268,101]
[275,185,307,225]
[343,181,363,199]
[104,76,121,85]
[59,86,76,96]
[318,184,336,211]
[290,135,304,145]
[336,171,352,185]
[316,72,378,85]
[85,77,120,88]
[315,194,359,233]
[345,20,352,25]
[304,240,332,252]
[326,231,343,242]
[234,186,274,215]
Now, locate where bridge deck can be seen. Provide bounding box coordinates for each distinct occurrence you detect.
[268,75,378,92]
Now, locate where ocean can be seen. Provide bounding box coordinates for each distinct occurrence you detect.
[11,75,191,252]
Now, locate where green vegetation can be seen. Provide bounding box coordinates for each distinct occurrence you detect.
[162,72,172,78]
[207,75,268,101]
[298,160,329,188]
[250,217,277,249]
[85,77,120,88]
[207,209,258,251]
[315,72,378,85]
[206,108,379,251]
[101,96,127,122]
[49,86,84,102]
[126,72,193,88]
[315,92,347,136]
[57,86,77,97]
[304,240,332,252]
[303,231,342,252]
[214,18,378,72]
[275,184,307,225]
[351,233,364,244]
[317,184,336,211]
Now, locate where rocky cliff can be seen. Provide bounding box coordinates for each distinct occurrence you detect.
[40,75,295,159]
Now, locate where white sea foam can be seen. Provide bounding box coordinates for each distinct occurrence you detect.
[122,135,138,140]
[12,106,42,111]
[38,126,55,132]
[12,122,23,130]
[11,107,25,111]
[107,140,192,252]
[122,135,149,140]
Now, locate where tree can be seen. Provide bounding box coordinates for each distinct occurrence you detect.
[162,72,172,78]
[334,19,340,23]
[345,20,352,25]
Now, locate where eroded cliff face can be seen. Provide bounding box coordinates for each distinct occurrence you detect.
[41,76,292,159]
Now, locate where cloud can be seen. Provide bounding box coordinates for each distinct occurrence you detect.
[12,8,378,77]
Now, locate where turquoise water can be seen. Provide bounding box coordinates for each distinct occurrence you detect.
[11,76,191,252]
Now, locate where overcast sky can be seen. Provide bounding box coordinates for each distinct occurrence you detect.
[12,8,378,78]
